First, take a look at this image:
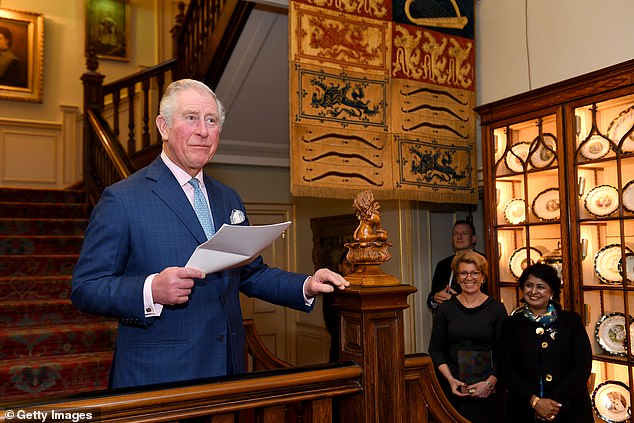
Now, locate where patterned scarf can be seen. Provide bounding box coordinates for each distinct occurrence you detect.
[522,303,558,327]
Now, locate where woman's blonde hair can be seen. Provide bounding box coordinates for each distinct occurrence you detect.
[451,251,488,277]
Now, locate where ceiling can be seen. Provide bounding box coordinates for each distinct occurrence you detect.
[214,2,291,168]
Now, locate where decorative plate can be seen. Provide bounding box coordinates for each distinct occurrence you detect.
[596,313,632,356]
[585,185,619,217]
[619,253,634,284]
[607,105,634,153]
[579,134,611,160]
[503,199,526,224]
[623,179,634,213]
[592,379,631,423]
[594,244,634,284]
[531,188,560,221]
[509,247,542,279]
[504,142,530,173]
[529,134,557,168]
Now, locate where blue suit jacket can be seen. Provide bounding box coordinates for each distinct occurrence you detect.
[71,157,311,389]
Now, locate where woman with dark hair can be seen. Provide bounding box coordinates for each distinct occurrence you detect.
[498,263,593,422]
[429,251,508,423]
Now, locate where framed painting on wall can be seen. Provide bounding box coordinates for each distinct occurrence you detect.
[85,0,129,61]
[0,8,44,103]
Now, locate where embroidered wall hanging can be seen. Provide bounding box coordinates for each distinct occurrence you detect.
[289,0,476,204]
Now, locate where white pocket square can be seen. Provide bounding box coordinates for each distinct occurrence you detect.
[230,209,245,224]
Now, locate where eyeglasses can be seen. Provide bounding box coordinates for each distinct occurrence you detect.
[458,271,482,279]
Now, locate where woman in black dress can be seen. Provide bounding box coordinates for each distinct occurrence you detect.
[429,251,508,423]
[498,263,593,422]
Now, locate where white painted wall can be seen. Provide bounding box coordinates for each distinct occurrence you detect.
[476,0,634,105]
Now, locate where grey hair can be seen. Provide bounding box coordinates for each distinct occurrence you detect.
[158,79,226,128]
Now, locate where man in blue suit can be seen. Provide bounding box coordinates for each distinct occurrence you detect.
[71,79,349,389]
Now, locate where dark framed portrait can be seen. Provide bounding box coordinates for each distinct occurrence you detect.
[0,8,44,102]
[85,0,130,61]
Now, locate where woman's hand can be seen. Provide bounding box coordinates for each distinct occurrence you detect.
[466,380,495,398]
[448,377,470,396]
[437,364,469,396]
[533,396,561,421]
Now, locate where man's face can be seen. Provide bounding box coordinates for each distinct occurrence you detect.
[452,223,475,252]
[157,89,221,176]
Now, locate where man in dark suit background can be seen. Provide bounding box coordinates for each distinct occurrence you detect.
[71,79,349,389]
[427,219,484,310]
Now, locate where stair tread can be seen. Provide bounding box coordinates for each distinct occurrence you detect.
[0,321,117,335]
[0,351,113,367]
[0,253,80,257]
[0,217,88,222]
[0,298,71,306]
[0,234,84,239]
[0,200,85,205]
[0,274,73,283]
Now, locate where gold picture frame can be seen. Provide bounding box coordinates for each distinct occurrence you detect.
[0,8,44,103]
[85,0,130,61]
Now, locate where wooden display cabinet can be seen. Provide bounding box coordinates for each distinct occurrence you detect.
[476,59,634,422]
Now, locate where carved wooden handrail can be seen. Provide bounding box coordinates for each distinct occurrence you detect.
[243,319,292,371]
[403,353,472,423]
[82,109,135,205]
[0,363,363,423]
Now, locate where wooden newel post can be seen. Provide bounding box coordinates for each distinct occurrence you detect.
[336,285,416,423]
[80,47,105,204]
[335,190,417,422]
[170,1,186,79]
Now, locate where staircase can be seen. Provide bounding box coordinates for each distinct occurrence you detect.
[0,187,115,405]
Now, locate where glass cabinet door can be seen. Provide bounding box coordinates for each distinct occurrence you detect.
[491,113,565,314]
[572,93,634,413]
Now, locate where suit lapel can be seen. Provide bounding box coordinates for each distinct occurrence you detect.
[146,157,208,244]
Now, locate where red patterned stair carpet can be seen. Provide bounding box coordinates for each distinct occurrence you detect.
[0,187,115,405]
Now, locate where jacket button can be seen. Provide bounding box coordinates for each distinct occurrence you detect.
[536,327,544,335]
[545,374,553,382]
[217,335,225,342]
[541,341,549,348]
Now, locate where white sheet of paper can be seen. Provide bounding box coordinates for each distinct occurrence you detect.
[185,221,291,274]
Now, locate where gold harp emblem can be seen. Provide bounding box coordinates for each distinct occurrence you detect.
[404,0,468,29]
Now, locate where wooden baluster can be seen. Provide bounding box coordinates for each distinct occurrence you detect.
[112,90,121,139]
[256,405,286,423]
[209,415,234,423]
[157,72,166,144]
[142,78,150,149]
[127,84,136,154]
[302,398,332,423]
